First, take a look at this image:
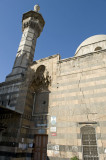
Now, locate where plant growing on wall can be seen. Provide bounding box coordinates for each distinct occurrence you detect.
[71,156,79,160]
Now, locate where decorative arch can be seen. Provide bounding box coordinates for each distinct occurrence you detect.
[81,125,99,160]
[28,65,51,115]
[30,65,51,91]
[36,65,45,73]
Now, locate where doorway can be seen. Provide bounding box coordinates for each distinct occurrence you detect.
[33,134,48,160]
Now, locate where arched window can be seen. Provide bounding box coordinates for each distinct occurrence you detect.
[81,125,99,160]
[94,46,102,51]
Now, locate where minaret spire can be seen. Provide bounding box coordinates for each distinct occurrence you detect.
[6,5,45,81]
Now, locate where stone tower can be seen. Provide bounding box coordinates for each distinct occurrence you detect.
[6,5,45,81]
[0,5,46,160]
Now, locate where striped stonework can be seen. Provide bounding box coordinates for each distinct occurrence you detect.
[1,5,106,160]
[47,51,106,160]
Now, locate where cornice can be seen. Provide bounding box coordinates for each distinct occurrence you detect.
[59,49,106,63]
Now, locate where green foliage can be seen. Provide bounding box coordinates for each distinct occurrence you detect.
[70,156,79,160]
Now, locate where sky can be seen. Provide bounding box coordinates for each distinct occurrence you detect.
[0,0,106,82]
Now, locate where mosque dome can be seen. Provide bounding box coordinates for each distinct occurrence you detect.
[75,35,106,57]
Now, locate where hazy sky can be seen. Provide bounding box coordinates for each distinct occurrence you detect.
[0,0,106,82]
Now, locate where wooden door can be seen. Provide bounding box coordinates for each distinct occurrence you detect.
[33,135,48,160]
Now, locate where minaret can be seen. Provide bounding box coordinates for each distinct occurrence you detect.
[6,5,45,81]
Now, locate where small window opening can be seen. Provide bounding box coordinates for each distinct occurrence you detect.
[95,46,102,51]
[2,101,3,105]
[42,101,46,105]
[8,99,10,106]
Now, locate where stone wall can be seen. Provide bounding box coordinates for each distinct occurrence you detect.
[1,49,106,160]
[0,79,24,113]
[47,50,106,159]
[0,108,22,160]
[14,54,60,160]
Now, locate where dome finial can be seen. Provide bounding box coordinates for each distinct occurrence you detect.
[34,4,40,12]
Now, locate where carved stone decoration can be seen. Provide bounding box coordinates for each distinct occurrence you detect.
[22,10,45,37]
[22,21,41,36]
[31,65,51,91]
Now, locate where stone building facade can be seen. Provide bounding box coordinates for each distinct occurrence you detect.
[0,5,106,160]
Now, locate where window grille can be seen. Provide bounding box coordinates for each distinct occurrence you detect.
[81,125,99,160]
